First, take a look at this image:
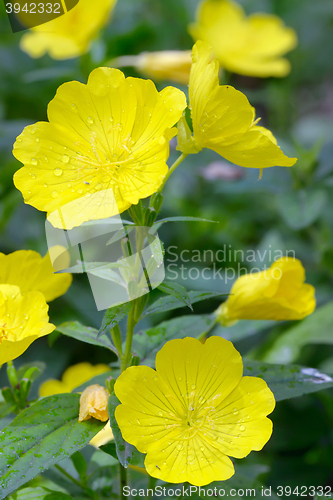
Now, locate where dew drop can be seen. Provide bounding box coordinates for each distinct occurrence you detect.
[163,461,167,466]
[17,137,22,143]
[35,137,40,142]
[54,168,63,176]
[200,447,205,452]
[67,183,72,188]
[239,425,245,431]
[71,103,77,111]
[52,191,59,198]
[30,128,36,135]
[62,155,69,164]
[43,183,48,188]
[158,411,163,416]
[191,384,196,390]
[198,396,205,404]
[178,377,182,381]
[176,444,183,451]
[31,158,38,165]
[78,188,83,194]
[87,116,94,125]
[233,408,239,415]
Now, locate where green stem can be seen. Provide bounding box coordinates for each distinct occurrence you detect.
[54,464,96,499]
[121,303,137,372]
[157,153,188,194]
[148,475,157,490]
[198,316,218,341]
[120,464,128,499]
[111,324,123,356]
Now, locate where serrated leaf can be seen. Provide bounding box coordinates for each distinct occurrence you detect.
[262,301,333,363]
[132,314,216,367]
[98,302,132,339]
[157,281,192,310]
[141,290,227,319]
[56,321,117,354]
[107,394,141,468]
[0,394,104,499]
[244,360,333,401]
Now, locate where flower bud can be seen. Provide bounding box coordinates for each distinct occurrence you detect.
[78,384,109,422]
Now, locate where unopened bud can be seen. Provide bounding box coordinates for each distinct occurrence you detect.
[78,384,109,422]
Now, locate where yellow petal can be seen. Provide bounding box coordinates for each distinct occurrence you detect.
[89,421,114,448]
[19,0,118,60]
[39,379,69,397]
[0,249,72,302]
[79,384,109,422]
[13,68,186,229]
[0,285,55,365]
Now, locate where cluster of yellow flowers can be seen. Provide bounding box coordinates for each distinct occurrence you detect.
[7,0,317,489]
[0,249,71,366]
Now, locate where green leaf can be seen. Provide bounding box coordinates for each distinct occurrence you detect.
[98,302,132,339]
[71,451,87,482]
[17,362,46,383]
[56,321,117,354]
[244,360,333,402]
[7,486,72,500]
[157,281,193,310]
[214,319,276,342]
[153,216,218,227]
[132,314,216,367]
[277,189,327,229]
[262,301,333,363]
[0,401,15,419]
[100,442,145,468]
[106,225,135,246]
[141,290,227,319]
[0,394,104,499]
[107,393,142,468]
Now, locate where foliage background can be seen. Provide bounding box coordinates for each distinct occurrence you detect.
[0,0,333,495]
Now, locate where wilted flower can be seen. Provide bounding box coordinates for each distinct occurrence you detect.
[39,362,110,397]
[20,0,118,60]
[0,285,55,366]
[0,248,72,302]
[115,336,275,486]
[217,257,316,325]
[115,51,192,85]
[79,384,109,422]
[13,67,186,229]
[189,0,297,78]
[181,41,297,170]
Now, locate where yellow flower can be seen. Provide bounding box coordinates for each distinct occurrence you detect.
[115,337,275,486]
[115,51,192,85]
[217,257,316,326]
[189,0,297,78]
[19,0,118,60]
[79,384,109,422]
[0,248,72,302]
[185,41,297,169]
[39,362,110,397]
[0,285,55,365]
[13,68,187,229]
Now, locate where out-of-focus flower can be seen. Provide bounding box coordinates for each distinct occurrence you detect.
[0,285,55,365]
[0,248,72,302]
[217,257,316,326]
[13,68,186,229]
[181,41,297,170]
[114,51,192,85]
[39,362,110,397]
[79,384,109,422]
[189,0,297,78]
[20,0,118,60]
[115,336,275,486]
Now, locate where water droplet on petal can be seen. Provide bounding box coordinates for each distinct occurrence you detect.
[191,384,196,390]
[31,158,38,165]
[71,103,77,111]
[200,447,205,452]
[62,155,69,164]
[87,116,94,125]
[176,444,183,451]
[78,188,83,194]
[52,191,59,198]
[35,137,40,142]
[239,425,245,431]
[54,168,63,176]
[233,408,238,415]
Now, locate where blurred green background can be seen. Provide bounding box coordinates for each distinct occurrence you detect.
[1,0,333,494]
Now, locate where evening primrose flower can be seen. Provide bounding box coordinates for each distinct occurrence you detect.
[13,67,186,229]
[189,0,297,78]
[115,51,192,85]
[115,336,275,486]
[0,248,72,302]
[20,0,118,60]
[0,285,55,366]
[79,384,109,422]
[182,41,297,170]
[39,362,110,397]
[216,257,316,326]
